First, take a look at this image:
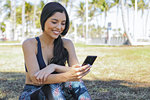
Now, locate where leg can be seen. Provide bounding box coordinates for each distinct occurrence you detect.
[49,83,66,100]
[63,80,91,100]
[19,85,46,100]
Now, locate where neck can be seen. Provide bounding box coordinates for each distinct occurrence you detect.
[39,32,54,46]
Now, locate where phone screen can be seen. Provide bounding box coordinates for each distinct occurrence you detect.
[82,56,97,66]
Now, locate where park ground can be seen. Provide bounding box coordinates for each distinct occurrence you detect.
[0,44,150,100]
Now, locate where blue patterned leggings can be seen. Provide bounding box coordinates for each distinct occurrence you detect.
[19,81,91,100]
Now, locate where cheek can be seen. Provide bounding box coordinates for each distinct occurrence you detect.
[62,26,65,31]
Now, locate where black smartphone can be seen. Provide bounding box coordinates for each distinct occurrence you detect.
[82,56,97,66]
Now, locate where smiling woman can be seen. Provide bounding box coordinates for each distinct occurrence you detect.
[19,2,92,100]
[44,12,66,39]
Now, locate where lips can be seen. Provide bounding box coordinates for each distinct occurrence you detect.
[52,31,60,35]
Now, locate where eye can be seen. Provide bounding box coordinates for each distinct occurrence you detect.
[61,23,65,25]
[51,21,57,24]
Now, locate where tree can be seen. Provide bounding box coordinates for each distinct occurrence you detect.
[22,0,25,39]
[111,0,120,32]
[0,22,6,33]
[25,1,33,36]
[145,0,150,37]
[99,0,112,28]
[120,0,133,45]
[138,0,149,37]
[75,1,86,37]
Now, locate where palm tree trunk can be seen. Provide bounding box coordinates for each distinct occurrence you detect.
[22,0,25,39]
[11,0,15,40]
[86,0,89,43]
[120,0,133,45]
[145,1,150,38]
[14,0,17,40]
[133,0,137,41]
[116,5,119,32]
[33,2,37,36]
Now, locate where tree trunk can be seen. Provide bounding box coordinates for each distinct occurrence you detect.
[120,0,133,45]
[133,0,137,41]
[145,1,150,38]
[11,0,16,40]
[86,0,88,43]
[22,0,25,39]
[33,2,37,36]
[116,4,119,33]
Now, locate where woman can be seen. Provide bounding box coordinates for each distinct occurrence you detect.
[19,2,91,100]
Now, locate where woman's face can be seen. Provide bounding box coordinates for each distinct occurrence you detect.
[44,12,66,39]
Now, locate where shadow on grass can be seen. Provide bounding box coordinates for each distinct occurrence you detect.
[1,72,150,100]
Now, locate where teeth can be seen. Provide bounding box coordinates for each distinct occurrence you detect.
[53,31,59,34]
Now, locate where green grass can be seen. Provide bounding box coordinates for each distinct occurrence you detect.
[0,45,150,100]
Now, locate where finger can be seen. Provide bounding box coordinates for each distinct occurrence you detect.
[81,69,90,77]
[79,64,91,72]
[72,64,80,68]
[44,73,49,81]
[82,64,90,70]
[78,68,90,79]
[39,73,45,83]
[34,71,40,77]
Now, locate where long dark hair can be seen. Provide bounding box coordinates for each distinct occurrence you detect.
[40,2,70,66]
[51,35,69,66]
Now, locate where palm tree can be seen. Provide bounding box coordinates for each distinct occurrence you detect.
[75,1,86,37]
[138,0,148,37]
[25,2,33,36]
[10,0,17,40]
[36,1,45,29]
[33,1,37,36]
[120,0,133,45]
[22,0,25,39]
[99,0,111,28]
[145,0,150,37]
[111,0,120,33]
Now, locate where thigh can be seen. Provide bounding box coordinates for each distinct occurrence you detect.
[19,85,45,100]
[49,84,66,100]
[65,80,91,100]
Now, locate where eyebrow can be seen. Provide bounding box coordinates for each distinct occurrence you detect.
[51,18,66,22]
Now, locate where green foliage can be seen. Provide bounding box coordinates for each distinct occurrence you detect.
[3,0,11,19]
[89,25,103,38]
[0,22,6,33]
[16,6,22,25]
[75,1,85,21]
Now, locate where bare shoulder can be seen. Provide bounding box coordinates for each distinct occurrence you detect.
[22,38,37,51]
[62,38,74,49]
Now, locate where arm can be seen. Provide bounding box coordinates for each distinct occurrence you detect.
[22,39,41,84]
[23,39,56,84]
[35,39,91,84]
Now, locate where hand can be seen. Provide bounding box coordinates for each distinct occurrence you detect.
[34,64,55,84]
[65,64,91,81]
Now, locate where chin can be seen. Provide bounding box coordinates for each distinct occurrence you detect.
[52,35,60,39]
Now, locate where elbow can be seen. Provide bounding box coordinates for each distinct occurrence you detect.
[29,74,39,84]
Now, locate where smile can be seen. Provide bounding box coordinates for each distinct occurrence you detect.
[53,31,60,35]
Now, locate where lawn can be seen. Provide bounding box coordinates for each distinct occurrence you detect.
[0,44,150,100]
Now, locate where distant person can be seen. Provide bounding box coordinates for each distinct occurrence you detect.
[19,2,91,100]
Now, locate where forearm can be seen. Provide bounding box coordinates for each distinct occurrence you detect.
[54,64,70,73]
[42,73,67,84]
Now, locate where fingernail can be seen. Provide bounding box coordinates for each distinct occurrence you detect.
[87,64,90,66]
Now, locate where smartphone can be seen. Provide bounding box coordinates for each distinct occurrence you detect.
[82,56,97,66]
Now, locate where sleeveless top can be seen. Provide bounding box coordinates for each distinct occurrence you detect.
[25,37,53,72]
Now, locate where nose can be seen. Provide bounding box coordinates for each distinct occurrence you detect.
[56,23,61,30]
